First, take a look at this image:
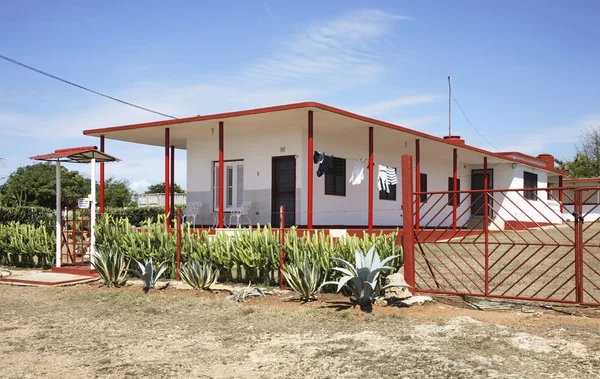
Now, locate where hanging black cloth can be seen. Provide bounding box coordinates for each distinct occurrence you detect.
[317,155,334,177]
[313,151,325,164]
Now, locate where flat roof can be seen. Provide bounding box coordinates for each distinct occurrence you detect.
[83,101,562,175]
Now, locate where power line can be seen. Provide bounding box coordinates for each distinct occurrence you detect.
[451,92,500,152]
[0,53,177,119]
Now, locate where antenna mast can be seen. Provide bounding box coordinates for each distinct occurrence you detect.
[448,76,452,137]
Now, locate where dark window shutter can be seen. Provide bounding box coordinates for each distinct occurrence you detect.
[420,173,428,203]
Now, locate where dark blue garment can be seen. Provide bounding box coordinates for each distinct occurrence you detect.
[317,155,333,177]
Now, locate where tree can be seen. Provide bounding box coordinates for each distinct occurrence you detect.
[103,177,134,207]
[556,126,600,178]
[0,163,89,208]
[145,182,184,194]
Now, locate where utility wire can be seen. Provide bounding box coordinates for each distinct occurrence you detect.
[451,92,500,152]
[0,53,177,119]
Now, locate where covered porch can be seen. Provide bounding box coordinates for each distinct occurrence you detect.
[83,102,563,231]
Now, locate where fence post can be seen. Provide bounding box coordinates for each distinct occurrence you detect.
[575,190,583,303]
[483,157,489,296]
[176,207,182,281]
[279,205,285,290]
[401,154,416,294]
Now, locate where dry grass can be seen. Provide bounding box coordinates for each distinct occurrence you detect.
[415,223,600,303]
[1,284,600,378]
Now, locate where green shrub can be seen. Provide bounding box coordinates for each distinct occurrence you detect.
[0,206,55,229]
[281,259,324,301]
[180,260,220,290]
[94,216,403,286]
[320,245,408,307]
[91,242,128,287]
[0,222,55,267]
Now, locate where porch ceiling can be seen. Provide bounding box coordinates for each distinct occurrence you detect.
[83,101,561,174]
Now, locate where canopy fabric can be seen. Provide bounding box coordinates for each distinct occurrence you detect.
[29,146,120,163]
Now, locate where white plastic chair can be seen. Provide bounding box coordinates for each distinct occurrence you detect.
[227,201,252,227]
[183,202,203,227]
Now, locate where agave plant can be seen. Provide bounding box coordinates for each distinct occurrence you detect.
[179,260,220,290]
[320,245,409,306]
[134,258,169,293]
[226,282,265,302]
[281,259,324,302]
[91,242,128,287]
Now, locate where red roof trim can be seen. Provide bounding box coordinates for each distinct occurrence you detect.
[82,101,563,174]
[29,146,119,162]
[29,146,98,160]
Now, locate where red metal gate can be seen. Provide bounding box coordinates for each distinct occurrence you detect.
[400,156,600,306]
[578,188,600,305]
[60,197,92,265]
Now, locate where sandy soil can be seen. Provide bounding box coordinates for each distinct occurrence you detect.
[1,282,600,379]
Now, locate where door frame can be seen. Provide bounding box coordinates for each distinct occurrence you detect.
[271,155,296,226]
[471,169,494,216]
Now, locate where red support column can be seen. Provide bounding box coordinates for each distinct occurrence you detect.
[452,148,458,230]
[559,175,564,214]
[165,128,170,226]
[368,126,374,230]
[307,111,314,229]
[401,154,415,293]
[415,139,420,231]
[99,135,105,215]
[483,157,489,296]
[218,121,224,228]
[170,145,175,225]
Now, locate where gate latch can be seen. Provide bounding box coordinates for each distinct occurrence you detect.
[571,211,585,224]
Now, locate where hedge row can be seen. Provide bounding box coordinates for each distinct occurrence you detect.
[0,206,176,229]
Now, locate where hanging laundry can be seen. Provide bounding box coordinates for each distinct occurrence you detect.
[316,155,333,177]
[349,159,365,185]
[377,164,389,192]
[387,166,398,186]
[313,151,325,164]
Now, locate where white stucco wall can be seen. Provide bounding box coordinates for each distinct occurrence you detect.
[185,123,563,229]
[495,164,564,225]
[186,123,303,226]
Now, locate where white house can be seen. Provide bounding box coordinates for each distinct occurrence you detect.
[83,102,564,230]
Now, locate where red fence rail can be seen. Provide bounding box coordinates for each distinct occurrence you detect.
[400,155,600,306]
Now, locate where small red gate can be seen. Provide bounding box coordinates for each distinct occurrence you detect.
[60,197,92,265]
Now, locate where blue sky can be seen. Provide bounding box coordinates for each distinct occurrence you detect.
[1,1,599,192]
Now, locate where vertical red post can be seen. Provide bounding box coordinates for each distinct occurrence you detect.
[99,135,105,215]
[452,148,458,230]
[170,145,175,225]
[483,157,489,295]
[415,139,421,231]
[401,154,415,293]
[218,121,224,228]
[279,205,285,290]
[559,175,564,214]
[575,190,583,303]
[307,110,313,229]
[368,126,374,231]
[176,207,182,281]
[164,128,170,227]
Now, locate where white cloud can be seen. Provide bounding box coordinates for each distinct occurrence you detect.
[350,96,443,118]
[0,8,426,189]
[243,8,408,86]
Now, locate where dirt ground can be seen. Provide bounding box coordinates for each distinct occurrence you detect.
[1,282,600,379]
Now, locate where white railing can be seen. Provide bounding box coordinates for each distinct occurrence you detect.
[135,193,187,207]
